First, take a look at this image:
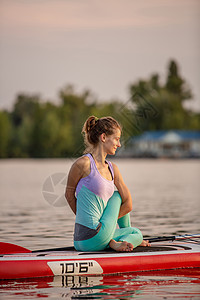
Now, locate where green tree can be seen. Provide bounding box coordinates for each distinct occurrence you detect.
[0,111,11,158]
[8,94,41,157]
[129,59,196,133]
[165,60,192,100]
[11,116,33,157]
[11,94,40,126]
[29,104,50,158]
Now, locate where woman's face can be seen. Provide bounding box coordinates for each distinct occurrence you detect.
[103,128,121,155]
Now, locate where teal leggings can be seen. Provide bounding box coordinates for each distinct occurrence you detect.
[74,191,143,251]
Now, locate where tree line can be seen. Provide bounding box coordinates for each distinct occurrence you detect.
[0,60,199,158]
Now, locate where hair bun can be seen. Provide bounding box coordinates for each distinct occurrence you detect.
[86,116,97,133]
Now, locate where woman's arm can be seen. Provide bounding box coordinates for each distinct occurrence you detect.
[65,156,90,214]
[112,162,133,218]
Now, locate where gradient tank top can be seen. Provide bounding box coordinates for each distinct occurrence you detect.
[74,153,115,240]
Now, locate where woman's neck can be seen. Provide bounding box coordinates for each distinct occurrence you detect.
[91,147,107,165]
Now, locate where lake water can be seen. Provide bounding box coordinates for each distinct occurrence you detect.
[0,159,200,299]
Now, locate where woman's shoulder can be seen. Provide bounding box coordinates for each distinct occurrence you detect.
[76,154,90,164]
[73,154,91,171]
[110,161,120,177]
[67,155,91,186]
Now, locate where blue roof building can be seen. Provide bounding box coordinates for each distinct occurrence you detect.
[122,130,200,158]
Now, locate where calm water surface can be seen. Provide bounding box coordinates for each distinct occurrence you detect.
[0,159,200,299]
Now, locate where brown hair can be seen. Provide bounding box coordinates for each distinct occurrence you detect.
[82,116,121,153]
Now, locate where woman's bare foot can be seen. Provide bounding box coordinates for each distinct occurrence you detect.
[109,239,134,252]
[140,240,151,247]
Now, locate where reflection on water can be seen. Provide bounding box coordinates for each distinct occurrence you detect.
[0,270,200,299]
[0,159,200,299]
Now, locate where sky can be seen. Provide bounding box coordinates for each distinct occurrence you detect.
[0,0,200,111]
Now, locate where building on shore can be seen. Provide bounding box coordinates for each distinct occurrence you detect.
[119,130,200,158]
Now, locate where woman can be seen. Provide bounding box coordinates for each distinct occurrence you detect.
[65,116,149,252]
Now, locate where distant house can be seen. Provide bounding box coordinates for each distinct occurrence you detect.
[121,130,200,158]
